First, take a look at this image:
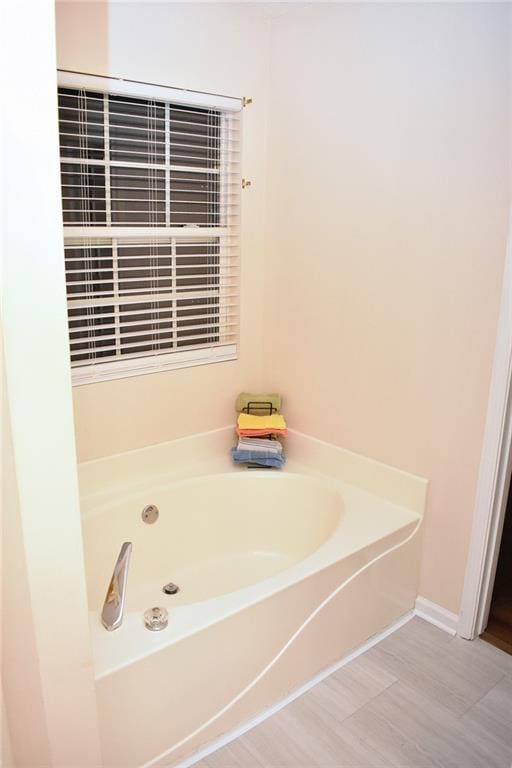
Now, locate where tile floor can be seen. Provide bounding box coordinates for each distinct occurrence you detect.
[196,617,512,768]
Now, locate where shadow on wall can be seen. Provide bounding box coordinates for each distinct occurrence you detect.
[56,1,110,74]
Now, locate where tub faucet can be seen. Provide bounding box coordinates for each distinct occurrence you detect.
[101,542,132,631]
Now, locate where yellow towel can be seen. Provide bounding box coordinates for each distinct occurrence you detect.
[237,412,287,430]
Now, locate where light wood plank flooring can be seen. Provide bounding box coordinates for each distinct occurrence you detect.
[196,617,512,768]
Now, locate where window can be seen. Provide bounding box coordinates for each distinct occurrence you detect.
[57,72,241,384]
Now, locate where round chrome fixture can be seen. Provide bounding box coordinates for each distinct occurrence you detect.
[144,606,168,631]
[141,504,159,524]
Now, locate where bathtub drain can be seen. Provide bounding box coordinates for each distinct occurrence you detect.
[163,582,180,595]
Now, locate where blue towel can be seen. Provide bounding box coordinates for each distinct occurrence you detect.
[235,456,284,468]
[230,448,286,468]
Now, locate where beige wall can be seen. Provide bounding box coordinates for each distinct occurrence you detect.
[56,2,511,614]
[262,2,511,614]
[55,1,269,461]
[1,684,14,768]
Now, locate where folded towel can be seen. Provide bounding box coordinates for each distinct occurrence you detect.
[237,437,283,454]
[237,428,288,437]
[230,449,285,468]
[237,443,282,455]
[231,449,285,462]
[237,413,287,430]
[243,458,284,468]
[236,392,282,414]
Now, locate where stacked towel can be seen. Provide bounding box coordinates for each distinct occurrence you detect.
[237,412,288,437]
[231,393,287,469]
[230,448,285,468]
[235,392,282,414]
[237,428,288,437]
[237,437,283,454]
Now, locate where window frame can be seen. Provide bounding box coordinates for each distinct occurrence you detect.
[57,70,242,385]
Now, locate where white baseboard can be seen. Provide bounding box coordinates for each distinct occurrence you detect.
[170,610,415,768]
[414,596,459,636]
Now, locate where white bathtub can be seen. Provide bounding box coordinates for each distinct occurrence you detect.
[79,428,427,768]
[84,472,343,613]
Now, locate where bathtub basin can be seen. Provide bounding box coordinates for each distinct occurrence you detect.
[83,467,420,682]
[83,472,342,610]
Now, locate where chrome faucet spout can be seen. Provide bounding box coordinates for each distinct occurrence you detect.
[101,541,132,631]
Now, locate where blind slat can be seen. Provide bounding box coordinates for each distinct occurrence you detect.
[66,288,239,308]
[69,311,239,333]
[69,328,237,355]
[68,302,238,323]
[67,292,239,310]
[69,340,237,369]
[70,320,238,347]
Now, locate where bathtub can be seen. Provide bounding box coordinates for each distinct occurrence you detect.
[79,428,427,768]
[84,473,343,615]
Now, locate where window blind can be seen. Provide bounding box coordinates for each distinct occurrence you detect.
[57,72,241,384]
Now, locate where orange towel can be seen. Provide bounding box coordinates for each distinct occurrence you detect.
[237,427,288,437]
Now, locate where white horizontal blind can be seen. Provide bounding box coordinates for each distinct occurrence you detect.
[57,72,241,384]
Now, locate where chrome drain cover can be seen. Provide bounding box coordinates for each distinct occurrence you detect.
[163,582,180,595]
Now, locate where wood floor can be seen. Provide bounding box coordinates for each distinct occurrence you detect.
[484,488,512,656]
[196,617,512,768]
[483,596,512,655]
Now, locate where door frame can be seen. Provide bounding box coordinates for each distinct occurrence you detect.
[459,211,512,640]
[1,1,102,762]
